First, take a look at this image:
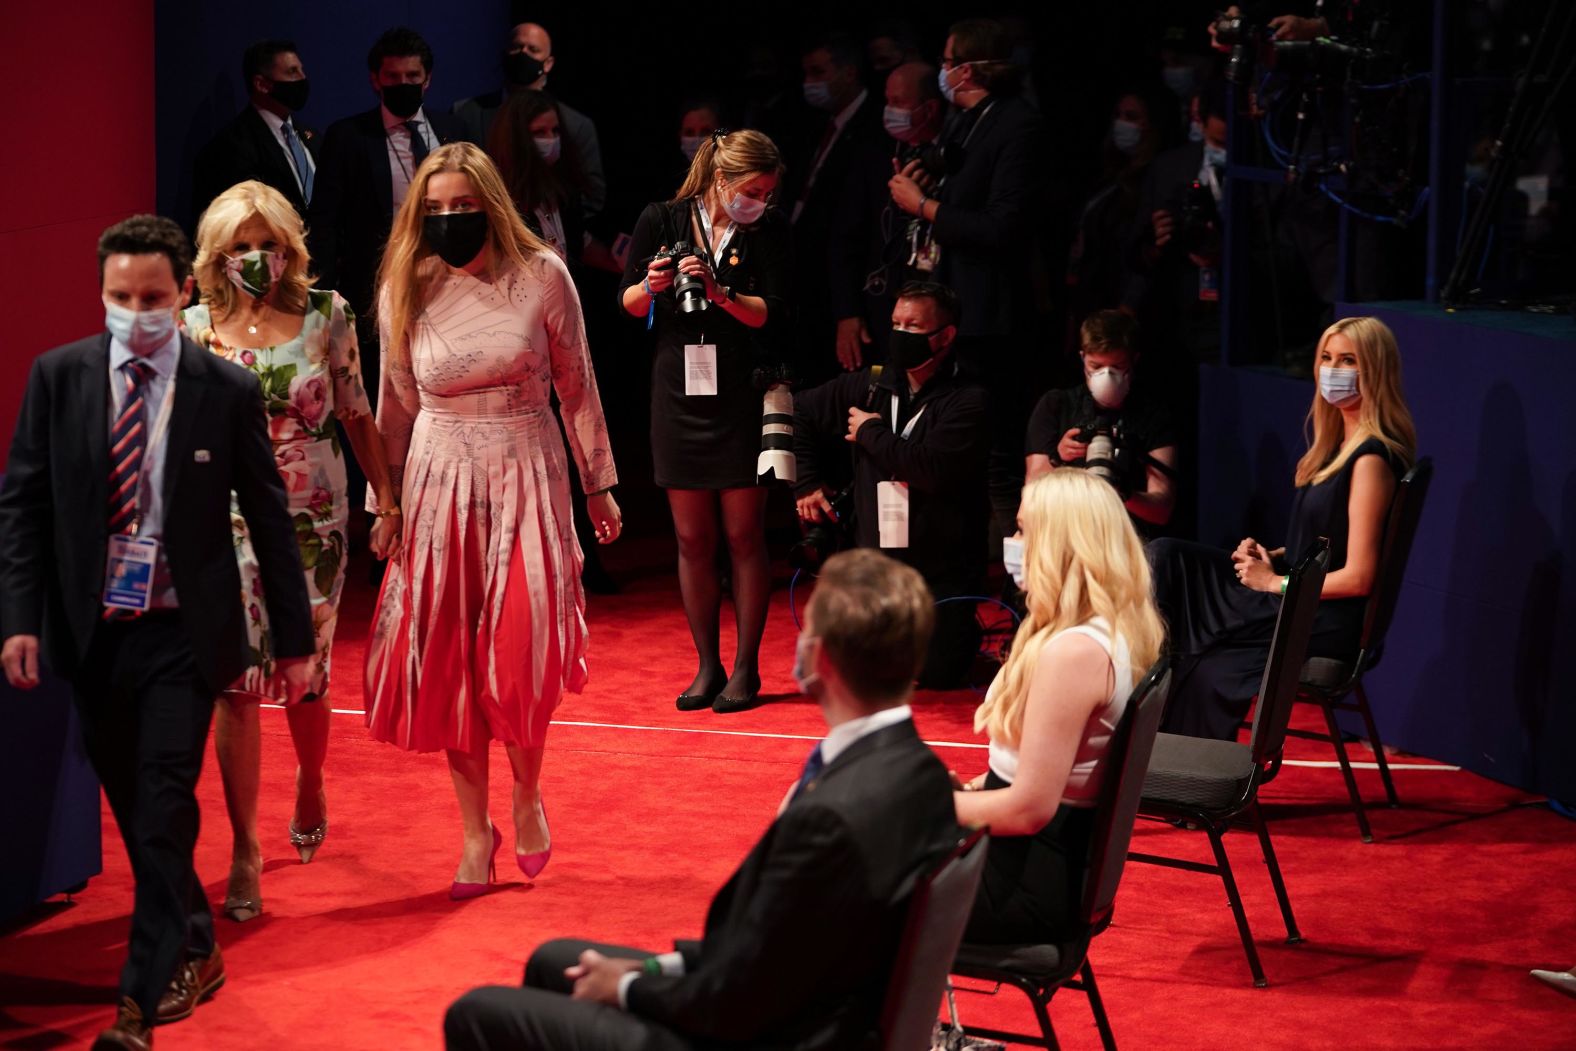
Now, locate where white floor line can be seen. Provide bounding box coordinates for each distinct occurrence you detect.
[263,705,1460,768]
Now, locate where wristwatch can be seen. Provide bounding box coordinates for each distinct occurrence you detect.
[716,284,734,302]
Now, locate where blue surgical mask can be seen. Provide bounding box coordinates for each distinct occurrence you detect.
[938,63,966,104]
[1002,535,1026,590]
[883,104,915,140]
[1319,366,1361,407]
[1189,119,1205,143]
[722,191,767,225]
[1162,65,1198,100]
[792,633,820,694]
[803,80,834,111]
[104,301,177,354]
[1203,143,1228,170]
[1111,119,1142,155]
[533,135,561,164]
[680,134,704,161]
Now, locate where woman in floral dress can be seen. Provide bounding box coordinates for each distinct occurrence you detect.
[185,181,401,920]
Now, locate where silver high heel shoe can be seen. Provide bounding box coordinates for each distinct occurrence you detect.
[288,818,328,864]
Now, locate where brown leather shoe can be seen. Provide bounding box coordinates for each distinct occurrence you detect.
[156,944,225,1023]
[91,997,153,1049]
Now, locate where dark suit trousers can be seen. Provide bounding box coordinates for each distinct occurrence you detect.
[73,613,216,1020]
[445,939,693,1051]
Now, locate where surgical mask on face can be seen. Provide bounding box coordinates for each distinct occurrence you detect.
[1188,119,1205,143]
[883,105,915,140]
[104,301,177,354]
[1087,366,1131,409]
[803,80,835,111]
[223,249,287,299]
[721,190,768,225]
[380,82,424,119]
[1204,143,1228,170]
[1319,366,1361,407]
[1002,535,1026,590]
[1111,118,1142,155]
[938,62,968,103]
[1162,65,1198,100]
[680,134,705,161]
[533,135,561,164]
[792,634,821,694]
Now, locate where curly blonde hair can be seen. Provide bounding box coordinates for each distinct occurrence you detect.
[193,180,314,318]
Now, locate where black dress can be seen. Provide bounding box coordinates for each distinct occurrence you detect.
[619,200,790,489]
[965,773,1097,944]
[1150,436,1401,740]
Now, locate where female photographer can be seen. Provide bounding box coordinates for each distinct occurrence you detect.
[619,128,788,713]
[953,469,1165,943]
[1149,316,1417,740]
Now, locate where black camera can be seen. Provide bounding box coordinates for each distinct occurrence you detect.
[649,240,709,314]
[1212,13,1260,84]
[1077,419,1133,497]
[789,483,854,571]
[1176,180,1220,257]
[897,140,949,181]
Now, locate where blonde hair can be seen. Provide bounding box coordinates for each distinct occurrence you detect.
[1296,316,1417,487]
[671,128,783,206]
[974,470,1166,749]
[193,180,314,318]
[377,142,552,370]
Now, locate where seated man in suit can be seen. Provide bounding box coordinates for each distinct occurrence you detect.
[444,548,962,1051]
[192,39,317,221]
[0,215,316,1050]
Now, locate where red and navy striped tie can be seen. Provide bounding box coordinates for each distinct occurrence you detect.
[107,359,154,535]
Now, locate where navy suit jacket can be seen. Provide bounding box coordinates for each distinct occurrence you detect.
[193,105,317,220]
[0,334,313,692]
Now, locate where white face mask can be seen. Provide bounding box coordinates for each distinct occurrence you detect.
[1319,366,1361,407]
[792,633,820,694]
[1087,365,1131,409]
[938,62,971,103]
[104,300,177,354]
[720,187,768,225]
[679,134,705,161]
[1002,535,1026,590]
[883,104,915,140]
[533,135,561,164]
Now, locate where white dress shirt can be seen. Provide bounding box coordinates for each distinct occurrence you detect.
[383,105,440,207]
[253,104,315,197]
[107,331,181,608]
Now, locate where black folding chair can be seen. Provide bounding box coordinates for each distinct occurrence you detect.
[879,827,989,1051]
[1289,458,1433,842]
[947,657,1173,1050]
[1129,542,1330,988]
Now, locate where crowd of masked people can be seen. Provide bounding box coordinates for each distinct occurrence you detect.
[0,11,1423,1051]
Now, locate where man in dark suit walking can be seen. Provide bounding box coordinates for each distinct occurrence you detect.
[444,548,962,1051]
[0,215,316,1051]
[192,39,317,221]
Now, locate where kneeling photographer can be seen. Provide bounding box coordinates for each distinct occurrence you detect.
[1025,311,1179,535]
[792,282,990,688]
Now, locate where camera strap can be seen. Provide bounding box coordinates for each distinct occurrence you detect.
[691,198,734,274]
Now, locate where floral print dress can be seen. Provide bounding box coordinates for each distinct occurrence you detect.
[183,289,372,699]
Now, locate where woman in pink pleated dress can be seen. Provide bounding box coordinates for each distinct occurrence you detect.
[366,143,621,898]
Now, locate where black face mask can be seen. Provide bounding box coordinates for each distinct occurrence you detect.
[888,327,944,369]
[381,82,425,119]
[269,77,311,112]
[424,212,489,268]
[504,50,546,86]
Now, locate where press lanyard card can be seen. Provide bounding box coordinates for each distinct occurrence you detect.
[877,481,910,549]
[103,535,159,612]
[1198,266,1219,302]
[685,343,718,396]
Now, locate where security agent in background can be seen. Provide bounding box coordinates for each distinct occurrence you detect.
[192,39,317,221]
[1025,310,1178,535]
[792,282,990,688]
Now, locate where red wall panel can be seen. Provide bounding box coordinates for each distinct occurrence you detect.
[0,2,156,463]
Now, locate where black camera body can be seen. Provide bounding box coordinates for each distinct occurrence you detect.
[790,484,855,571]
[1176,180,1220,258]
[1212,13,1260,84]
[649,239,709,314]
[1076,417,1134,497]
[897,140,949,181]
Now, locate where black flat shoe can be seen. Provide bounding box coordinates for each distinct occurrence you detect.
[676,666,727,711]
[713,676,763,714]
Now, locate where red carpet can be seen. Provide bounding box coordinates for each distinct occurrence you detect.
[2,540,1574,1049]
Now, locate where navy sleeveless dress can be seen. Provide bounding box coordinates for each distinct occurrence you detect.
[1149,436,1400,740]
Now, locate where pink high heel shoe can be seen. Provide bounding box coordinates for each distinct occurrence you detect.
[450,824,502,901]
[517,802,551,880]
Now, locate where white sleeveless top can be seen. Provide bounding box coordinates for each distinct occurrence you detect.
[985,618,1134,809]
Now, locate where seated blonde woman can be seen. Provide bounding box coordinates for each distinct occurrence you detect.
[953,469,1164,943]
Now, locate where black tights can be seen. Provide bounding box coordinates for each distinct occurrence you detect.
[667,487,769,696]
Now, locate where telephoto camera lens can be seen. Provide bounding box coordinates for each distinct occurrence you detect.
[1085,432,1121,489]
[757,385,796,484]
[670,240,709,314]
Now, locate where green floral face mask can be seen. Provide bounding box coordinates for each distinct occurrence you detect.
[223,249,287,299]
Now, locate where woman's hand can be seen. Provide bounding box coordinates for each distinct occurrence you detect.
[950,770,987,791]
[676,254,717,300]
[587,490,622,544]
[1235,555,1282,592]
[370,512,403,561]
[1232,536,1272,566]
[645,248,675,294]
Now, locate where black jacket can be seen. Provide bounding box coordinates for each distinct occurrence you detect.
[192,105,317,220]
[625,719,961,1050]
[932,95,1044,342]
[0,334,313,692]
[794,364,991,593]
[308,107,468,314]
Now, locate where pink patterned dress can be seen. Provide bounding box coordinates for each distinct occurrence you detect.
[365,253,616,753]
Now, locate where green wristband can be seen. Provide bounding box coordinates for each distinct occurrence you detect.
[1279,576,1289,595]
[642,957,661,977]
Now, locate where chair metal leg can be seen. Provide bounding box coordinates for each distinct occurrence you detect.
[1252,802,1301,944]
[1321,700,1375,843]
[1031,986,1061,1051]
[1080,959,1118,1051]
[1355,681,1401,807]
[1206,825,1268,987]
